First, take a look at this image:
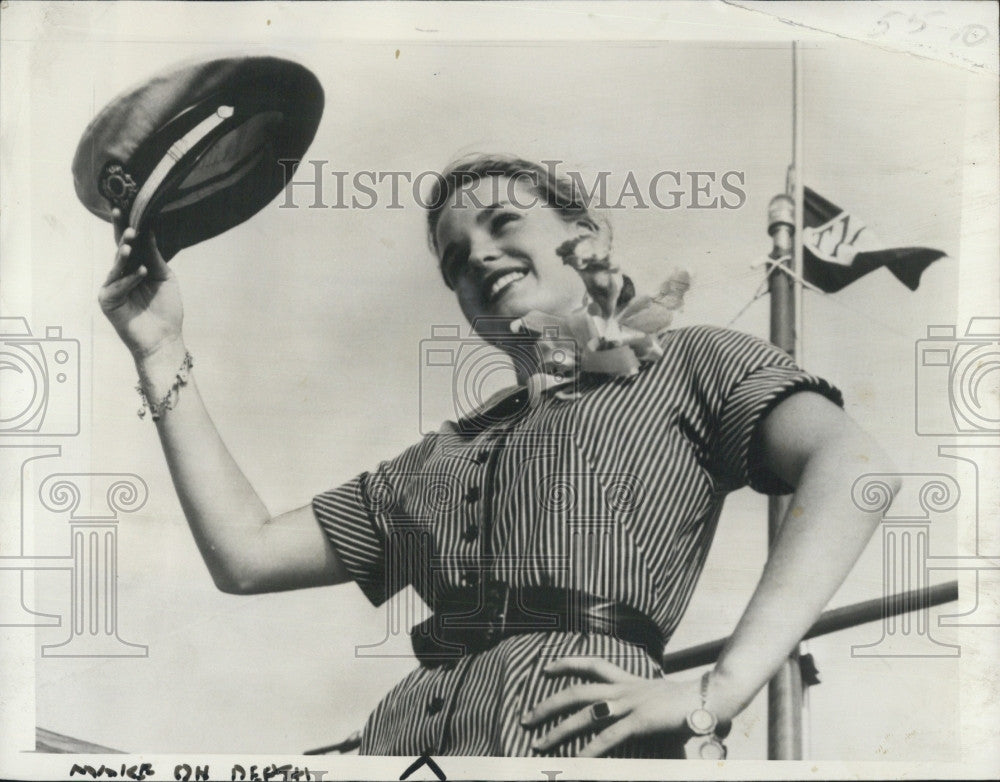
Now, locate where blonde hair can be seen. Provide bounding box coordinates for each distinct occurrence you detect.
[425,154,633,306]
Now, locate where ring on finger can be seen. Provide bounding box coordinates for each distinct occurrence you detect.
[590,701,614,722]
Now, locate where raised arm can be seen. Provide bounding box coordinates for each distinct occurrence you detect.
[523,390,895,756]
[99,217,350,594]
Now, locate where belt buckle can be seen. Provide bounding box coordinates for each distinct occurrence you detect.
[482,580,511,643]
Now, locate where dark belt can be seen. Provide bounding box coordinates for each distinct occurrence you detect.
[411,583,664,667]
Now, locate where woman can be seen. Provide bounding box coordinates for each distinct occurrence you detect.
[98,155,897,758]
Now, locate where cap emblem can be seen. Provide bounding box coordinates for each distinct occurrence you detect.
[98,162,138,212]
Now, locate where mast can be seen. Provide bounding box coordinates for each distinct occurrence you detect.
[764,40,806,760]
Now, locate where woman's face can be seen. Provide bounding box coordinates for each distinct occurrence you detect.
[434,176,595,336]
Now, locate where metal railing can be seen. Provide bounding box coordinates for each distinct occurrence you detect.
[661,581,958,674]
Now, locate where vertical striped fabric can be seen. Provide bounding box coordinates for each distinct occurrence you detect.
[312,325,842,757]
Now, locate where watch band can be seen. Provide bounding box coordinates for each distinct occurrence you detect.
[684,671,728,760]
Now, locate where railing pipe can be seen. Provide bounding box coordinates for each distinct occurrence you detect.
[660,580,959,674]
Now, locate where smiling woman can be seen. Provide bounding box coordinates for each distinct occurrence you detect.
[427,157,640,353]
[437,188,591,335]
[99,144,897,757]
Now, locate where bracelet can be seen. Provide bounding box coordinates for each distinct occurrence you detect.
[136,351,193,421]
[684,670,728,760]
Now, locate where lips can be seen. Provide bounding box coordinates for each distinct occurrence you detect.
[482,268,528,303]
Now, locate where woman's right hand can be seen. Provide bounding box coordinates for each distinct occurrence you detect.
[98,208,184,359]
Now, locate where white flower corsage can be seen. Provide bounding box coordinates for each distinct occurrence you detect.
[511,235,690,399]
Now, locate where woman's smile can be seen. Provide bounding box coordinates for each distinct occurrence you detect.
[484,268,529,303]
[434,176,596,332]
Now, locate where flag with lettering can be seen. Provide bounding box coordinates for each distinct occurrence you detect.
[802,188,946,293]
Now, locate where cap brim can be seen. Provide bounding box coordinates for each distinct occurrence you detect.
[72,56,324,258]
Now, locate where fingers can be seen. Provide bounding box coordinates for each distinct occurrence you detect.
[104,226,139,285]
[521,683,614,727]
[106,215,169,285]
[142,230,170,278]
[111,207,129,244]
[542,656,639,684]
[530,708,594,752]
[577,714,643,758]
[99,265,148,309]
[530,698,628,753]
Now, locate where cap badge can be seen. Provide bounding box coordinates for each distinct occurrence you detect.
[98,161,138,212]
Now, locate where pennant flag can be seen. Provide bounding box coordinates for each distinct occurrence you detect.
[802,188,946,293]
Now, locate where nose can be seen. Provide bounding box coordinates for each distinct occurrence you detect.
[467,232,502,268]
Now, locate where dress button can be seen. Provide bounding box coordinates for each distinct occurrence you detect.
[427,695,445,715]
[462,524,479,542]
[461,571,480,587]
[475,449,490,464]
[465,486,481,503]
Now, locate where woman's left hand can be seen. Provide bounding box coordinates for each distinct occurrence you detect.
[520,657,709,757]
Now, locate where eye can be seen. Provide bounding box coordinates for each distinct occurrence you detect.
[490,212,520,233]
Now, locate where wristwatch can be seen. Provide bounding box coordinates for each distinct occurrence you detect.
[684,671,727,760]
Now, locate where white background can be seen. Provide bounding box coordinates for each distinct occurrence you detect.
[1,1,998,779]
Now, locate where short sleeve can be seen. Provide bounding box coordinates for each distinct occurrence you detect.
[312,437,436,607]
[688,327,844,495]
[312,472,399,607]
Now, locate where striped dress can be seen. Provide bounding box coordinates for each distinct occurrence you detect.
[312,325,842,757]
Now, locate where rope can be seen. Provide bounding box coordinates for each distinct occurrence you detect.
[748,256,912,340]
[725,261,779,328]
[724,279,770,328]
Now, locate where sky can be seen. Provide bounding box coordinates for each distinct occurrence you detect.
[1,1,998,773]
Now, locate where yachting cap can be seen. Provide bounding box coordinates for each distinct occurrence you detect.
[72,56,324,259]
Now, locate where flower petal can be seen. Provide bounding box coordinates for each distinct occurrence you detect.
[619,299,676,334]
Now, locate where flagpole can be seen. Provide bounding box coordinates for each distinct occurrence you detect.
[791,40,811,759]
[764,40,806,761]
[792,42,805,362]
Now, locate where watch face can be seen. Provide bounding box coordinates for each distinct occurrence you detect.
[686,707,718,735]
[699,737,727,760]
